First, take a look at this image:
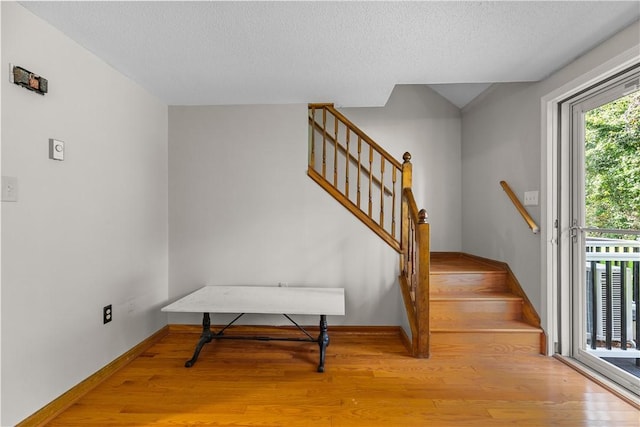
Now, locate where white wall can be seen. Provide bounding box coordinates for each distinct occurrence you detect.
[341,85,463,251]
[1,3,168,425]
[168,105,401,327]
[461,20,640,333]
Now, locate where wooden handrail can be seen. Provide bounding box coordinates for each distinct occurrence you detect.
[500,181,540,234]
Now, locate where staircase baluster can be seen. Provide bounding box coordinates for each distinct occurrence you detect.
[322,108,327,178]
[391,167,397,239]
[309,107,316,169]
[345,129,350,199]
[368,145,373,217]
[380,158,385,227]
[334,115,339,187]
[357,136,362,208]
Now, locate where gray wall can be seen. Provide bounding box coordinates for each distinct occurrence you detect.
[168,104,402,327]
[1,3,168,425]
[341,85,463,251]
[461,20,640,333]
[167,85,461,335]
[2,1,637,424]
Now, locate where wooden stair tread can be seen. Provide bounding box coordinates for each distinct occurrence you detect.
[430,292,522,301]
[430,319,542,333]
[431,252,503,273]
[430,266,504,274]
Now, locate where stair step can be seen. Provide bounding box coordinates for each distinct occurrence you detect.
[430,271,508,293]
[430,330,542,355]
[430,252,508,293]
[430,293,523,321]
[430,292,522,301]
[426,252,544,355]
[430,319,543,355]
[430,318,541,333]
[431,252,500,272]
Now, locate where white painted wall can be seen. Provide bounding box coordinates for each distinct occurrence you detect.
[461,21,640,335]
[1,3,168,425]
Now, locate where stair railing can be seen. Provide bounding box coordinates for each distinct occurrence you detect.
[399,153,431,357]
[308,104,430,357]
[308,103,403,252]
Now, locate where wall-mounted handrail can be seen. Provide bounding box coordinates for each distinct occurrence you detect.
[500,181,540,234]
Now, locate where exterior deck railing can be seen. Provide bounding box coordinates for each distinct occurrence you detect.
[585,237,639,362]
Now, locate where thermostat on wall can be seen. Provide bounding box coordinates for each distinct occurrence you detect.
[49,139,65,161]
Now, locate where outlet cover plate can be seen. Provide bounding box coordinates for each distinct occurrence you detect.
[103,305,113,324]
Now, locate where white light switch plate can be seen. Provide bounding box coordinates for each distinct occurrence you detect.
[1,176,18,202]
[524,190,539,206]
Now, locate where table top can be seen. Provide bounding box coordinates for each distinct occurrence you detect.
[161,285,345,316]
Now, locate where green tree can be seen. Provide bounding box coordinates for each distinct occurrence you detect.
[584,91,640,236]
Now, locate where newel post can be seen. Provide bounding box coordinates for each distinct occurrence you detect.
[415,209,430,358]
[401,152,412,272]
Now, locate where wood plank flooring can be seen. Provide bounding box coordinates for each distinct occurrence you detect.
[45,328,639,427]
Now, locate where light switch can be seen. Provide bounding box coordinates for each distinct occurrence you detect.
[1,176,18,202]
[524,190,539,206]
[49,139,64,161]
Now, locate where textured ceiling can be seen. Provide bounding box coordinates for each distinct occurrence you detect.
[19,1,640,108]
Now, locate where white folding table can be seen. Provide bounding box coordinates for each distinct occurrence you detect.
[162,285,345,372]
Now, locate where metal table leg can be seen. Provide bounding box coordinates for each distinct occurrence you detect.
[185,312,213,367]
[317,314,329,373]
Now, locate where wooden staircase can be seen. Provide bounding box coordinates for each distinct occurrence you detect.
[430,252,545,355]
[307,104,545,357]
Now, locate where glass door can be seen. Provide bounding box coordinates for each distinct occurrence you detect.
[569,70,640,395]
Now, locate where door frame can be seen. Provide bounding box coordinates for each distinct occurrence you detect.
[565,72,640,395]
[541,46,640,358]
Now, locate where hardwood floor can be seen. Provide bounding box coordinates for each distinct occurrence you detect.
[45,328,638,427]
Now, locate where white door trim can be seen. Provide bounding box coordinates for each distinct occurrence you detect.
[540,46,640,356]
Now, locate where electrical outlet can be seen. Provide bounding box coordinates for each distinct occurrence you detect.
[523,190,539,206]
[103,304,113,324]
